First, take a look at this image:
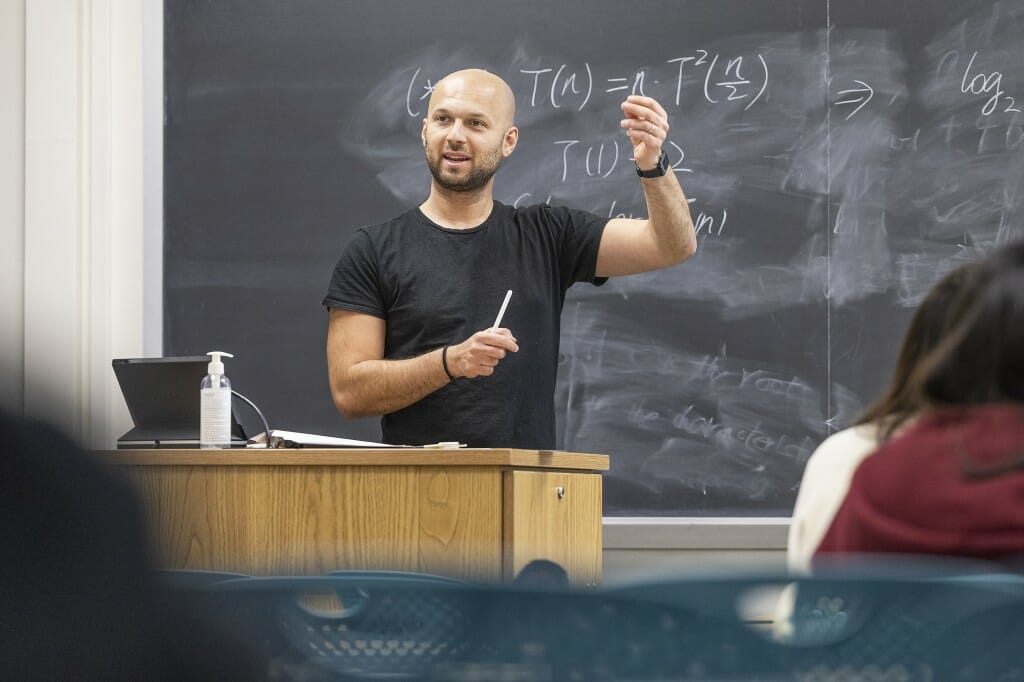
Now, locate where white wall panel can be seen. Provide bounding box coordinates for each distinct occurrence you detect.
[24,0,144,445]
[0,0,26,414]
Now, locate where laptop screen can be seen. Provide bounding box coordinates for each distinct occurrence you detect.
[111,356,246,444]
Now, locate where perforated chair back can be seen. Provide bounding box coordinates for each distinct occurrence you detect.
[457,586,785,679]
[211,574,471,679]
[611,564,1024,680]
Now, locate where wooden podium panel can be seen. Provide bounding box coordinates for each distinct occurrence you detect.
[504,470,603,585]
[107,448,608,585]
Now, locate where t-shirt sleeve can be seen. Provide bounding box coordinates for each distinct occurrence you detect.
[548,205,608,286]
[321,229,387,319]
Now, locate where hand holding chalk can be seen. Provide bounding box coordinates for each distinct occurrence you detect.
[445,291,517,380]
[491,289,513,330]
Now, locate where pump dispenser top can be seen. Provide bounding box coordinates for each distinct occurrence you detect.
[206,351,233,375]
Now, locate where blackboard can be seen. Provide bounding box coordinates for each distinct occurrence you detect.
[164,0,1024,516]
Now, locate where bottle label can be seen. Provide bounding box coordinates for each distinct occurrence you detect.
[200,387,232,447]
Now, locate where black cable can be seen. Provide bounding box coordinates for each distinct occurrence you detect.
[231,390,273,448]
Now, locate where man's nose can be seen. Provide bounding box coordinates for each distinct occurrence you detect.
[446,120,467,143]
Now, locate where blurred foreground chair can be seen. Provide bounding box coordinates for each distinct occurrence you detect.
[192,572,777,679]
[169,564,1024,680]
[611,560,1024,680]
[455,583,783,679]
[206,573,472,680]
[155,568,250,589]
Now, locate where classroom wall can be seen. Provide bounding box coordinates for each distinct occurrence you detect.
[6,0,146,448]
[0,0,25,415]
[0,2,786,578]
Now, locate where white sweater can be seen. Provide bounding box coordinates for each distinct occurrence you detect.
[787,423,881,573]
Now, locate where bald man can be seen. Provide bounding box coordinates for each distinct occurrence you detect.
[323,69,696,448]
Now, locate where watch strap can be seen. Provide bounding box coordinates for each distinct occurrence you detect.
[635,150,670,178]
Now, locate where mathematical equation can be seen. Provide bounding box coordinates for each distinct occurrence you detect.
[404,50,769,116]
[405,49,1023,121]
[398,47,1024,239]
[521,137,727,235]
[403,55,742,236]
[551,138,692,181]
[831,49,1024,125]
[959,51,1022,117]
[933,49,1023,118]
[511,190,729,238]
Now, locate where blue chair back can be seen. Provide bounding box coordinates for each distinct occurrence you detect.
[167,565,1024,679]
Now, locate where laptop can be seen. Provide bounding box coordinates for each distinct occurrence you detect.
[112,356,247,448]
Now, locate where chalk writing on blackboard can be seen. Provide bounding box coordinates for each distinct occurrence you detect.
[833,80,874,119]
[957,51,1023,116]
[405,53,770,116]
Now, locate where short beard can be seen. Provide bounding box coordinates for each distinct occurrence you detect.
[426,147,503,193]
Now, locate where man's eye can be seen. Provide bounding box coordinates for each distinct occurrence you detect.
[471,120,484,127]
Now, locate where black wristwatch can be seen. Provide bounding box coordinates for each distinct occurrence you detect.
[635,151,670,178]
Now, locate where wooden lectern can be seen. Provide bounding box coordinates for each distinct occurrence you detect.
[107,448,608,585]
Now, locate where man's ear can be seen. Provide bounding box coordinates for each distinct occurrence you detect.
[421,119,428,148]
[503,126,519,157]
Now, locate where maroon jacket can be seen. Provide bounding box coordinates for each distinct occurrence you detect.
[816,404,1024,561]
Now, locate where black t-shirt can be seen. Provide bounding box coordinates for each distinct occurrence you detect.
[323,201,607,448]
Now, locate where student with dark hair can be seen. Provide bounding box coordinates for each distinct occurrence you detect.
[787,260,988,571]
[512,559,570,589]
[816,241,1024,561]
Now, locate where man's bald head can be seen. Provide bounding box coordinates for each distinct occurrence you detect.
[428,69,516,129]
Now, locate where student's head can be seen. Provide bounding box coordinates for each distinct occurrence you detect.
[512,559,569,590]
[857,258,989,439]
[912,241,1024,407]
[421,69,519,193]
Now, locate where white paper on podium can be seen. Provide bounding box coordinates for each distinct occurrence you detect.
[248,429,403,448]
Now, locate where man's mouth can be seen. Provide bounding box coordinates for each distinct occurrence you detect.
[443,152,470,165]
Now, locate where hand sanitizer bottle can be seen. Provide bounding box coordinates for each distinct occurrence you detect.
[200,351,234,449]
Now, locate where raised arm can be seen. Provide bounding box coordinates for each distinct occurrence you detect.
[595,95,697,278]
[326,308,518,418]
